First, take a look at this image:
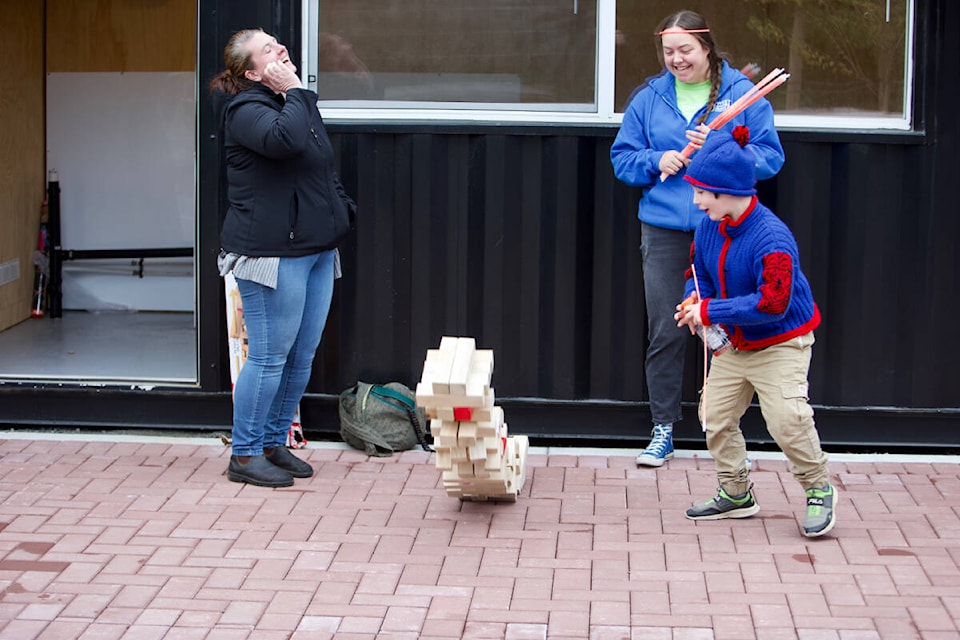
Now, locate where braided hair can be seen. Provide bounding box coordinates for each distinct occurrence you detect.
[655,11,725,125]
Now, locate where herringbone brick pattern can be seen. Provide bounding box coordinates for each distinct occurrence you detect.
[0,434,958,639]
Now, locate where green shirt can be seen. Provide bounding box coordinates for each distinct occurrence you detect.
[675,78,711,124]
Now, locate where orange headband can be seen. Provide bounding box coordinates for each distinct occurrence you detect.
[656,27,711,36]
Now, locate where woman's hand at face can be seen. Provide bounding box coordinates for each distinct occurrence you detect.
[262,61,301,94]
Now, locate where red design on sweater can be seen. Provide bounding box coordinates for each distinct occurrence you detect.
[684,240,696,281]
[758,252,793,314]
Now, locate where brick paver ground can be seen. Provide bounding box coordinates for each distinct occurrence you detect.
[0,432,958,639]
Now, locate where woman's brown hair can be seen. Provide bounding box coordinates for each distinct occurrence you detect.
[208,28,262,95]
[655,11,725,125]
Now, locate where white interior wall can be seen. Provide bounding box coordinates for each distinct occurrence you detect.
[46,72,195,312]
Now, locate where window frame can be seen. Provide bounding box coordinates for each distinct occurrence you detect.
[301,0,916,132]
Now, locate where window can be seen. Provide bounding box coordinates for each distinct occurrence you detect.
[304,0,914,130]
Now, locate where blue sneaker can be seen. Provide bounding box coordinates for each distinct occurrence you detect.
[636,423,674,467]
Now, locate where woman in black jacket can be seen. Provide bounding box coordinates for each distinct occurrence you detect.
[210,28,355,487]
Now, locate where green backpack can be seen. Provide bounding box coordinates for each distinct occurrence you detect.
[338,382,432,457]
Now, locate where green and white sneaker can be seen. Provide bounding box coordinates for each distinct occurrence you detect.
[686,485,760,520]
[803,484,837,537]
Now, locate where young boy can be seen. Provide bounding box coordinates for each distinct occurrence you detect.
[674,125,836,538]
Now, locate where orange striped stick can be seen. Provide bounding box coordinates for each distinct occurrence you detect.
[690,264,710,433]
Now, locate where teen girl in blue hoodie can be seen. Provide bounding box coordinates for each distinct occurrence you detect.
[610,10,785,467]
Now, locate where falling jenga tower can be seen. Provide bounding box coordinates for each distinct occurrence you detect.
[416,336,528,502]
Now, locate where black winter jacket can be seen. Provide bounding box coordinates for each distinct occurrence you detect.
[219,83,355,256]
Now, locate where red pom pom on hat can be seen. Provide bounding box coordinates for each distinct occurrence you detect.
[732,125,750,148]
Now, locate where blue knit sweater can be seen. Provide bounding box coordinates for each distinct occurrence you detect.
[684,197,820,350]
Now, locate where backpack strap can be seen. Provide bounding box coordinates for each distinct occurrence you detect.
[369,385,433,452]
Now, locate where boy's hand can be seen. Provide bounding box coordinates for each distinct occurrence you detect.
[676,295,702,334]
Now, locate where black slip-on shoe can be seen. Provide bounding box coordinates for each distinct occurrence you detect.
[227,455,294,487]
[264,446,314,478]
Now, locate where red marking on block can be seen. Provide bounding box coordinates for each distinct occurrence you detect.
[501,436,507,453]
[453,407,473,421]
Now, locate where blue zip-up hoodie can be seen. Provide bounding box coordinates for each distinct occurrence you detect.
[610,62,785,232]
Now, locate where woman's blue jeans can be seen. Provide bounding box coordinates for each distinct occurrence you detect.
[231,251,335,456]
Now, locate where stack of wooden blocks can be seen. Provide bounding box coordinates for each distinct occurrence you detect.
[416,336,528,502]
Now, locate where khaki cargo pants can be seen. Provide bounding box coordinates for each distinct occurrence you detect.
[699,332,830,496]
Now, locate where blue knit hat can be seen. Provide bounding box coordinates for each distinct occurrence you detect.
[684,125,757,196]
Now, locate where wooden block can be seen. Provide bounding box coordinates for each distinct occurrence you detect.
[465,350,494,396]
[421,337,459,394]
[457,422,477,444]
[439,335,459,350]
[484,468,506,482]
[424,363,451,397]
[510,435,529,493]
[447,337,476,395]
[434,434,457,449]
[476,406,503,438]
[515,434,529,454]
[416,390,490,409]
[435,449,452,470]
[435,337,460,393]
[470,407,495,423]
[415,381,437,407]
[421,348,442,377]
[439,421,458,440]
[467,438,486,461]
[475,420,495,438]
[484,447,503,471]
[437,407,455,421]
[473,348,494,372]
[465,380,489,398]
[504,434,516,458]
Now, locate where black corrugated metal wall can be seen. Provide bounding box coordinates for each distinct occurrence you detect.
[290,0,960,446]
[320,129,675,402]
[324,131,652,401]
[308,118,959,449]
[281,0,960,450]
